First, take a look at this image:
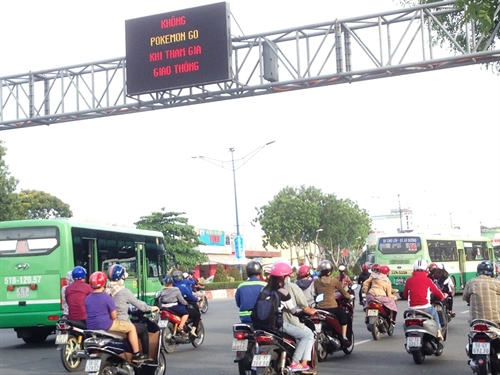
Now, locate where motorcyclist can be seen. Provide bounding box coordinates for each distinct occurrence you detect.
[159,275,190,336]
[235,261,267,323]
[337,264,353,288]
[463,260,500,324]
[107,264,160,357]
[313,260,354,347]
[65,266,93,325]
[363,264,399,323]
[61,270,74,317]
[357,264,371,306]
[402,259,447,340]
[295,265,315,307]
[428,263,456,317]
[172,270,200,336]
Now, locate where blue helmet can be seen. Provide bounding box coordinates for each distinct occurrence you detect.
[72,266,87,280]
[108,264,126,281]
[477,260,494,276]
[163,275,174,285]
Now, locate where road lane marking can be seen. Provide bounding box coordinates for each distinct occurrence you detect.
[354,339,371,346]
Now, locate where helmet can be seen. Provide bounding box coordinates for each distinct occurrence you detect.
[89,271,107,289]
[187,269,195,275]
[108,264,126,281]
[317,260,333,276]
[270,262,293,277]
[172,270,183,282]
[413,259,428,271]
[362,264,369,271]
[298,265,311,278]
[163,275,174,285]
[338,265,346,272]
[245,261,263,277]
[428,263,438,271]
[183,272,189,279]
[379,265,390,275]
[477,260,494,276]
[72,266,87,280]
[371,263,380,273]
[438,263,445,270]
[263,265,272,275]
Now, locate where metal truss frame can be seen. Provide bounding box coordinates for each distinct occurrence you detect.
[1,0,499,130]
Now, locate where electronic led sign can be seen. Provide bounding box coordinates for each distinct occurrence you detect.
[125,2,231,95]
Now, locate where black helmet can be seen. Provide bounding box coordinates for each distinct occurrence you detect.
[477,260,494,276]
[317,260,333,276]
[172,270,184,281]
[187,269,195,275]
[163,275,174,284]
[245,261,262,276]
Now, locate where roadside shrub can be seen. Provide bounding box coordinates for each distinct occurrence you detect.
[213,264,229,282]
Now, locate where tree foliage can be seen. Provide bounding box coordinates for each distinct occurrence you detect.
[0,141,21,221]
[399,0,500,73]
[213,263,229,282]
[254,185,371,268]
[18,189,73,219]
[135,208,208,270]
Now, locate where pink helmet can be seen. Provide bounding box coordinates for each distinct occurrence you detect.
[270,262,293,277]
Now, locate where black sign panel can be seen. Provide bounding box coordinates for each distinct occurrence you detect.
[125,2,231,95]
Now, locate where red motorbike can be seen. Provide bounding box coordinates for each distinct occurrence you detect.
[310,285,356,362]
[365,298,395,340]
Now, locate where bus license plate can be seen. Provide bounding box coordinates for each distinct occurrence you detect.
[158,320,168,328]
[55,334,68,345]
[231,338,248,351]
[85,359,101,372]
[472,342,490,354]
[252,355,271,367]
[16,287,30,298]
[407,337,421,347]
[367,309,378,317]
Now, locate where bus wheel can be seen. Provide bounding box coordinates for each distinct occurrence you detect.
[21,328,50,344]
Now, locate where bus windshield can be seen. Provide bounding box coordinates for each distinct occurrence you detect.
[378,237,422,255]
[0,227,59,256]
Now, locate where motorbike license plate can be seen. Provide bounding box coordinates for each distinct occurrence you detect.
[315,324,322,333]
[55,333,68,345]
[472,342,490,354]
[16,287,30,298]
[251,355,271,367]
[85,359,101,372]
[407,336,421,347]
[367,309,378,317]
[158,320,168,328]
[231,338,248,351]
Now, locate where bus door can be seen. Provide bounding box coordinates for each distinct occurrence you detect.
[457,245,466,289]
[135,242,147,301]
[81,237,98,276]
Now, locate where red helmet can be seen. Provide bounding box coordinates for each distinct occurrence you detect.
[428,263,438,271]
[89,271,107,289]
[362,264,369,271]
[298,265,311,278]
[270,262,293,277]
[379,265,390,275]
[371,263,380,273]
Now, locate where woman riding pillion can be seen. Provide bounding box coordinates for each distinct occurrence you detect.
[159,275,190,336]
[172,270,201,337]
[362,265,398,323]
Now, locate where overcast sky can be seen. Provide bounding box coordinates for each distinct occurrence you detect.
[1,0,499,243]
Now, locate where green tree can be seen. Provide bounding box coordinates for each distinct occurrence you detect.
[213,263,229,282]
[399,0,500,73]
[0,140,21,221]
[227,265,242,282]
[134,208,208,269]
[17,189,73,219]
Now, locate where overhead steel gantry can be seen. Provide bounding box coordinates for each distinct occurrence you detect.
[1,0,499,131]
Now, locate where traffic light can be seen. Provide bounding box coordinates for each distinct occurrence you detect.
[225,235,230,245]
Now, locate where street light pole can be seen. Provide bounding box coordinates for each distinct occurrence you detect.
[229,147,240,236]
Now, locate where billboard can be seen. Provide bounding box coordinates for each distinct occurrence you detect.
[125,2,232,95]
[198,229,225,247]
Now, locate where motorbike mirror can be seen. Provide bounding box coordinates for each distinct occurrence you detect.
[315,294,324,303]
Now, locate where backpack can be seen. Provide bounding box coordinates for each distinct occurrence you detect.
[251,289,283,329]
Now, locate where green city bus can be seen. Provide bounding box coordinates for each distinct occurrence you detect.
[0,219,171,343]
[375,233,494,293]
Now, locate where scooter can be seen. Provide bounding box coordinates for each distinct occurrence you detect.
[466,319,500,375]
[232,323,255,375]
[251,313,318,375]
[55,318,88,372]
[365,297,396,340]
[311,285,356,362]
[403,300,448,364]
[83,310,166,375]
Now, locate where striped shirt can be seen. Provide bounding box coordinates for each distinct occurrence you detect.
[463,275,500,324]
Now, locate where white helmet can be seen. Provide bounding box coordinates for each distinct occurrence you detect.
[338,265,346,272]
[182,272,189,279]
[413,259,427,271]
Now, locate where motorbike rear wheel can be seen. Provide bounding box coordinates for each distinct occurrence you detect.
[192,321,205,348]
[477,361,491,375]
[316,332,328,362]
[412,348,425,364]
[162,323,177,354]
[60,334,82,372]
[371,322,381,340]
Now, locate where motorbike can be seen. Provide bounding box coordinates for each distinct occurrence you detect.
[466,318,500,375]
[156,302,204,353]
[311,284,356,362]
[364,297,396,340]
[403,300,448,364]
[55,318,88,372]
[82,309,167,375]
[232,323,255,375]
[251,313,318,375]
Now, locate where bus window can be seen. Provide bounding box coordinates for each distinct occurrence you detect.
[0,227,59,256]
[464,241,489,261]
[427,240,458,262]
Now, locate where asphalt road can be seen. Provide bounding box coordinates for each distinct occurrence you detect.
[0,296,474,375]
